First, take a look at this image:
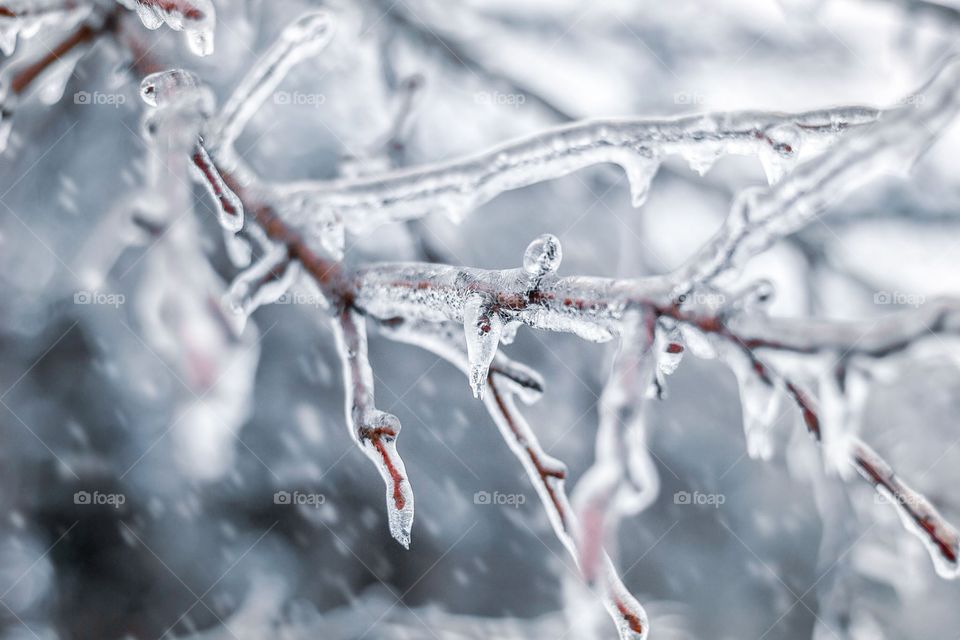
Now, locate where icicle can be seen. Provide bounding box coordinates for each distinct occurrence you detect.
[818,366,869,480]
[0,17,16,55]
[620,155,660,207]
[119,0,216,56]
[681,142,723,176]
[0,1,90,55]
[730,356,783,460]
[500,320,521,345]
[190,142,244,232]
[759,124,803,184]
[0,84,12,153]
[36,52,82,105]
[679,323,718,360]
[463,294,504,399]
[223,244,299,334]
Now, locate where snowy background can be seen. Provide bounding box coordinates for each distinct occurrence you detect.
[2,0,960,638]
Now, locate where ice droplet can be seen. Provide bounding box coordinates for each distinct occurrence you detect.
[463,294,503,399]
[139,69,205,109]
[759,124,802,184]
[523,233,562,278]
[186,27,213,57]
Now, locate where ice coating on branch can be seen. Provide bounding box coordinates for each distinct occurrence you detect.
[333,308,414,548]
[279,108,878,236]
[277,193,345,260]
[223,244,299,334]
[0,0,90,55]
[211,10,334,150]
[671,56,960,292]
[378,317,646,638]
[117,0,216,56]
[574,311,658,583]
[463,294,504,399]
[853,441,960,579]
[190,142,244,232]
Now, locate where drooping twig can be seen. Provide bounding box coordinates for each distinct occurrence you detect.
[332,307,414,548]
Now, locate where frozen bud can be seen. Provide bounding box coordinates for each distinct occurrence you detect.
[282,10,334,50]
[140,69,202,107]
[523,234,562,278]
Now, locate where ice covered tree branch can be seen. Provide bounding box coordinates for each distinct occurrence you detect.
[274,106,879,238]
[120,8,960,637]
[664,55,960,294]
[379,318,648,639]
[333,307,414,549]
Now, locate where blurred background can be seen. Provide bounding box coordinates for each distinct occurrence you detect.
[1,0,960,638]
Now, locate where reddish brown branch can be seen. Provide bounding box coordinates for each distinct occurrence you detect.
[133,0,205,21]
[10,14,113,95]
[485,375,646,638]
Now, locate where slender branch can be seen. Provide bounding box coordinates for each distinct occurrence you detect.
[276,107,878,236]
[379,317,648,639]
[332,306,414,548]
